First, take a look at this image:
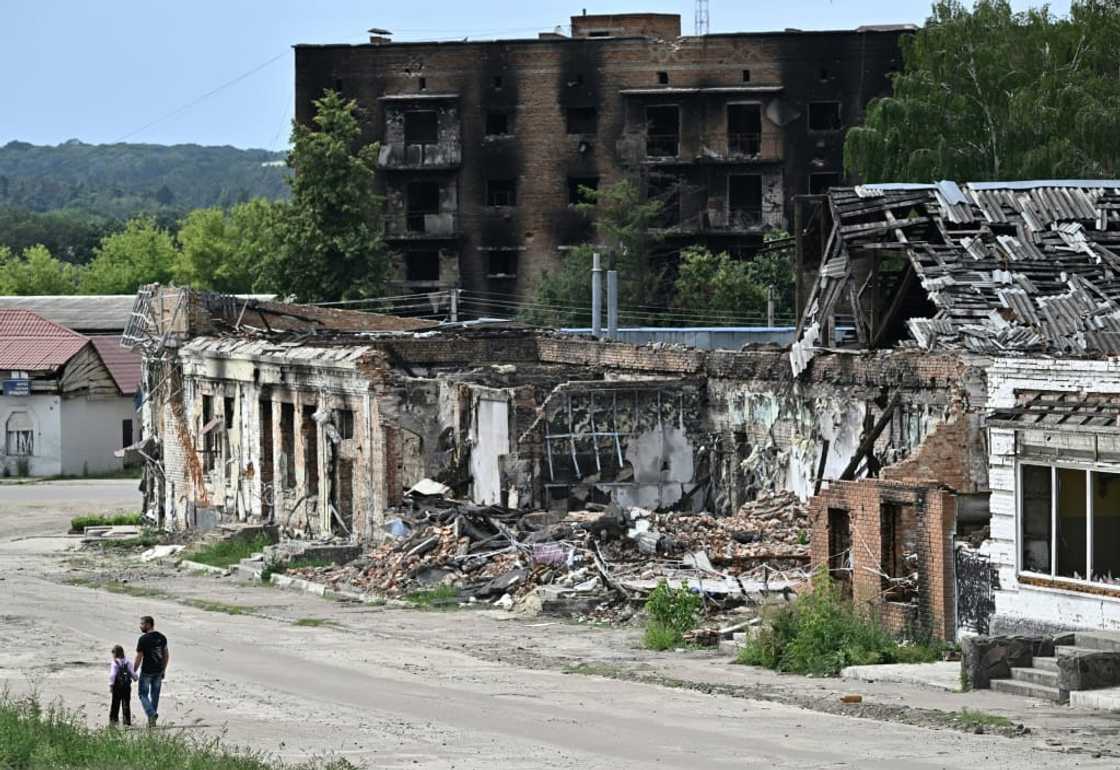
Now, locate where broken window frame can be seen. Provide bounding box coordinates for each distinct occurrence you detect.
[807,101,843,132]
[726,102,762,157]
[727,173,763,228]
[808,171,842,195]
[644,104,680,158]
[403,249,441,283]
[565,106,598,136]
[404,110,439,145]
[485,178,517,208]
[484,110,511,137]
[405,181,441,233]
[5,411,33,456]
[1018,460,1120,588]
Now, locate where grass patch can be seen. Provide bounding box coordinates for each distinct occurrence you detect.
[292,618,339,628]
[642,580,703,651]
[87,530,164,550]
[0,690,351,769]
[562,662,630,678]
[954,708,1013,729]
[185,599,255,616]
[403,584,460,609]
[69,513,143,533]
[736,573,945,676]
[188,533,273,569]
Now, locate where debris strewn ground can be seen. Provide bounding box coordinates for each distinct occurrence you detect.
[285,486,810,621]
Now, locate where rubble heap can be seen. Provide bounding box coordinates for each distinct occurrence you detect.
[287,486,809,616]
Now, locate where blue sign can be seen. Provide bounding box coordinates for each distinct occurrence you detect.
[2,379,30,397]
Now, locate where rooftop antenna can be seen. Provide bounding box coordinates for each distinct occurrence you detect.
[695,0,709,35]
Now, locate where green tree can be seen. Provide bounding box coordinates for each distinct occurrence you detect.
[81,217,177,294]
[527,179,665,326]
[671,231,795,323]
[261,90,387,301]
[175,199,280,293]
[845,0,1120,182]
[0,244,82,295]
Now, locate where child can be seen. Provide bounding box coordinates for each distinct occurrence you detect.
[108,644,137,726]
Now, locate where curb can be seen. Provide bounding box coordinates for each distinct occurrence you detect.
[269,573,407,607]
[180,559,231,576]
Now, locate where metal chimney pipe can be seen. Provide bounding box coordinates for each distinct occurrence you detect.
[606,269,619,340]
[591,252,602,337]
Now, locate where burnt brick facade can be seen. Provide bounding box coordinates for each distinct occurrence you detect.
[295,13,908,308]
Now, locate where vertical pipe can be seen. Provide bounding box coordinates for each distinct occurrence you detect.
[767,285,775,327]
[607,269,619,340]
[449,288,459,323]
[591,252,602,337]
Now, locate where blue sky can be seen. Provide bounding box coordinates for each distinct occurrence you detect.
[1,0,1071,150]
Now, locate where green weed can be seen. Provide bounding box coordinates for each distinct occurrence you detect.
[69,513,143,533]
[188,533,274,568]
[185,599,254,616]
[0,690,352,769]
[736,573,943,676]
[292,618,340,628]
[403,585,460,609]
[642,580,703,651]
[955,709,1013,728]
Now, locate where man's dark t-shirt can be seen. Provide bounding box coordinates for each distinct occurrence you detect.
[137,631,168,676]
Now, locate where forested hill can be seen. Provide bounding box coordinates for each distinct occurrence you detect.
[0,140,289,219]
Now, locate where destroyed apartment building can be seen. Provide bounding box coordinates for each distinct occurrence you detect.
[295,12,909,304]
[127,180,1120,641]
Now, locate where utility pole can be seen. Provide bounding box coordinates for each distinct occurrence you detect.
[591,252,603,337]
[766,285,775,327]
[449,288,459,323]
[607,242,620,340]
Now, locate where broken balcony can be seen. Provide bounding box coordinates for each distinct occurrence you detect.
[377,96,462,170]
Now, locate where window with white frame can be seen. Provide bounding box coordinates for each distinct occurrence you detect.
[5,411,33,456]
[1020,462,1120,586]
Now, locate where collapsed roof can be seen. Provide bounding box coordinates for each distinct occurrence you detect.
[793,180,1120,374]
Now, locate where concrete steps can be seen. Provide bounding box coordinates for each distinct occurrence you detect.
[1075,631,1120,653]
[991,677,1063,702]
[1032,656,1059,673]
[1009,666,1058,687]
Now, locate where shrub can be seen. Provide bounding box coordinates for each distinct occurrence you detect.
[404,585,459,609]
[188,532,274,568]
[736,573,943,676]
[642,580,703,651]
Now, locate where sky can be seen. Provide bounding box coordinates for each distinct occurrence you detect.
[0,0,1073,151]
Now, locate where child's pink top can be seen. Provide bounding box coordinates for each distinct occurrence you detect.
[108,658,137,687]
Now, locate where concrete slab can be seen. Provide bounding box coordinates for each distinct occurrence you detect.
[1070,686,1120,711]
[840,661,962,692]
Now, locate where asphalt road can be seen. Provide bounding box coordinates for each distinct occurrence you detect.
[0,481,1114,769]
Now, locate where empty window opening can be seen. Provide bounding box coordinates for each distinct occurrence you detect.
[280,402,295,489]
[1093,472,1120,583]
[492,75,503,89]
[819,67,831,82]
[485,110,510,136]
[728,174,763,226]
[5,411,32,456]
[1021,464,1052,573]
[418,76,427,91]
[333,78,344,94]
[487,250,519,277]
[657,71,669,85]
[880,503,918,602]
[223,396,235,433]
[259,400,274,517]
[742,69,751,82]
[336,409,355,440]
[302,405,319,495]
[567,176,599,205]
[828,507,853,599]
[406,181,441,232]
[1057,467,1088,579]
[121,419,133,451]
[404,250,440,282]
[808,101,842,131]
[486,178,517,207]
[588,30,611,37]
[645,105,680,157]
[566,106,597,135]
[404,110,438,144]
[727,103,762,155]
[201,395,217,472]
[334,458,354,531]
[809,172,842,195]
[568,73,585,86]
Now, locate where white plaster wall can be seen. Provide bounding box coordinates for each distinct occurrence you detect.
[986,357,1120,632]
[60,396,137,476]
[471,396,509,505]
[0,394,62,476]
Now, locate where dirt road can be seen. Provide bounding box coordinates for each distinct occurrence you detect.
[0,481,1115,769]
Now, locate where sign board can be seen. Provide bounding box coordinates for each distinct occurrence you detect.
[2,379,30,397]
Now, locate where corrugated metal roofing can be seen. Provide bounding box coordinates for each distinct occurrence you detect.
[0,310,89,371]
[89,336,141,395]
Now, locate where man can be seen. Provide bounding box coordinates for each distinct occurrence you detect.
[134,615,170,727]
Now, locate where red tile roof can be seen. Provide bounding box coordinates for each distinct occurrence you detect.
[0,310,89,371]
[89,336,142,395]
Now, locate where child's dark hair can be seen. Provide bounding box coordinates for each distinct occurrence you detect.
[112,645,125,659]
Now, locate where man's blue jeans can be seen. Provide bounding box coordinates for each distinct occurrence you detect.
[138,673,162,718]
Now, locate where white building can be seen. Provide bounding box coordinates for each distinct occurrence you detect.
[0,310,139,477]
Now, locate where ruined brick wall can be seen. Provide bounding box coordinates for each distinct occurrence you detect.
[810,478,957,641]
[295,29,904,302]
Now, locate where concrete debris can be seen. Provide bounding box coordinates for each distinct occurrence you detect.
[286,491,809,616]
[140,544,185,562]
